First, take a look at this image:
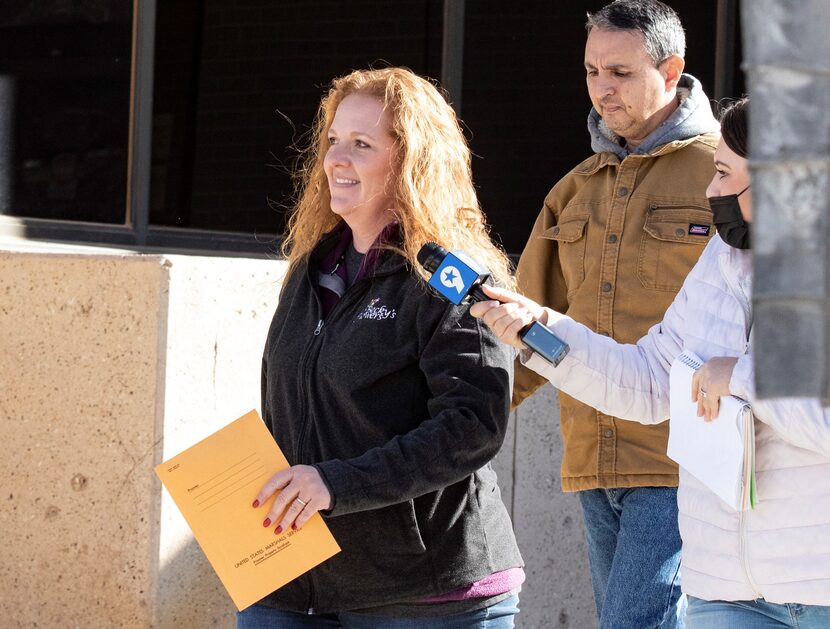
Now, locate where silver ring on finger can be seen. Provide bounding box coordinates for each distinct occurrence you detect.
[295,497,308,507]
[700,389,707,399]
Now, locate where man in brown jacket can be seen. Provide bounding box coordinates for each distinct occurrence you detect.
[513,2,719,628]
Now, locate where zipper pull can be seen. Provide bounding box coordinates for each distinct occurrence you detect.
[313,319,323,336]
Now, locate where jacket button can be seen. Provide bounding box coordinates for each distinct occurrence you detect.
[602,282,612,292]
[617,187,628,197]
[553,227,560,235]
[608,234,618,243]
[675,228,685,237]
[604,429,614,438]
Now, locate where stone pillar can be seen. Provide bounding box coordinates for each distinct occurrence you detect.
[0,245,283,627]
[742,0,830,398]
[0,251,170,627]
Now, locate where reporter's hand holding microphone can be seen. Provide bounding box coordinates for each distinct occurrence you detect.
[418,242,568,365]
[469,284,547,350]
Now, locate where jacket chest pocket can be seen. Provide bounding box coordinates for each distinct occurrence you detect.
[637,205,713,292]
[543,216,589,296]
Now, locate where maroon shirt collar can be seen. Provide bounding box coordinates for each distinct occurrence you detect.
[318,221,401,316]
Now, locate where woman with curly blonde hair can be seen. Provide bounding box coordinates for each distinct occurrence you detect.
[282,66,515,289]
[242,67,523,628]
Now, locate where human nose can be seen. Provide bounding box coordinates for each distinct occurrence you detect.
[705,173,718,198]
[325,143,349,168]
[595,73,615,97]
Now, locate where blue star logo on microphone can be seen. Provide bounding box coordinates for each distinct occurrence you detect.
[428,252,479,304]
[441,266,463,292]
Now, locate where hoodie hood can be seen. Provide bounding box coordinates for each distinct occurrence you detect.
[588,73,719,160]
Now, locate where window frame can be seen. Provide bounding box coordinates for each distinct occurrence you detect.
[0,0,738,258]
[0,0,276,256]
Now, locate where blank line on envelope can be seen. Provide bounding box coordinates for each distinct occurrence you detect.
[190,453,268,511]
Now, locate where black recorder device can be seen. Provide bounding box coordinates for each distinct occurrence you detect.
[417,242,570,367]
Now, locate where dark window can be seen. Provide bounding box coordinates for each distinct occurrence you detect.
[150,1,443,236]
[0,2,132,224]
[462,0,729,254]
[0,1,741,256]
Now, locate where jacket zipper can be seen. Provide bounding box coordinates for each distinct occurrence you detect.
[739,508,763,598]
[720,251,760,597]
[293,257,402,614]
[296,316,323,614]
[295,275,378,462]
[719,253,752,351]
[300,280,380,615]
[293,276,325,464]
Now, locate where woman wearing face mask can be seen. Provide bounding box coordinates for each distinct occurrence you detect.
[471,98,830,627]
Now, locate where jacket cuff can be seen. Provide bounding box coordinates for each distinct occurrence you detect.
[521,347,549,373]
[730,353,755,401]
[541,306,567,326]
[518,308,571,376]
[312,461,338,515]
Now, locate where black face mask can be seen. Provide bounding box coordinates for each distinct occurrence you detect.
[708,185,751,250]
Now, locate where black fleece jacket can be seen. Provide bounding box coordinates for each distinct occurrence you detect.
[259,231,522,613]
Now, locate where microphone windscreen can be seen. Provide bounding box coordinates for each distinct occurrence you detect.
[417,242,447,273]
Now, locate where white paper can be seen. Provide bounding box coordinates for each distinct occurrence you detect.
[668,350,753,511]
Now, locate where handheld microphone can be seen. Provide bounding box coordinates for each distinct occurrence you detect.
[417,242,491,305]
[417,242,570,366]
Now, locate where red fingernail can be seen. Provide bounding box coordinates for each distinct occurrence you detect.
[292,523,297,530]
[252,499,259,508]
[262,518,271,528]
[274,525,282,534]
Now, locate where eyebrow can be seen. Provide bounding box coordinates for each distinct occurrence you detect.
[328,128,379,140]
[713,160,732,170]
[584,62,630,71]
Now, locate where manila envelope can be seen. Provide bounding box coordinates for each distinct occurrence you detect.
[155,409,340,610]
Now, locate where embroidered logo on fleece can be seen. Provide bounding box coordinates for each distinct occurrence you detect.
[688,223,711,236]
[357,297,397,320]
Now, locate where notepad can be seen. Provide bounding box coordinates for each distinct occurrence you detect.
[667,350,756,511]
[155,410,341,610]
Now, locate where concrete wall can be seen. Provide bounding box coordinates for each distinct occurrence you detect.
[153,253,285,627]
[0,244,593,628]
[1,248,169,627]
[494,386,595,629]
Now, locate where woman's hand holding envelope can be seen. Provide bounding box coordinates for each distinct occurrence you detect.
[252,465,332,534]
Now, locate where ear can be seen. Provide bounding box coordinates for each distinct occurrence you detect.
[661,55,685,91]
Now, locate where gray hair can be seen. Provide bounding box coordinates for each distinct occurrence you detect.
[586,0,686,66]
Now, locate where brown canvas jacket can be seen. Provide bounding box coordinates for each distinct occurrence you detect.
[514,132,720,492]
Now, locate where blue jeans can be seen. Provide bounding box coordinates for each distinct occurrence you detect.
[686,596,830,628]
[579,487,684,629]
[236,594,519,629]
